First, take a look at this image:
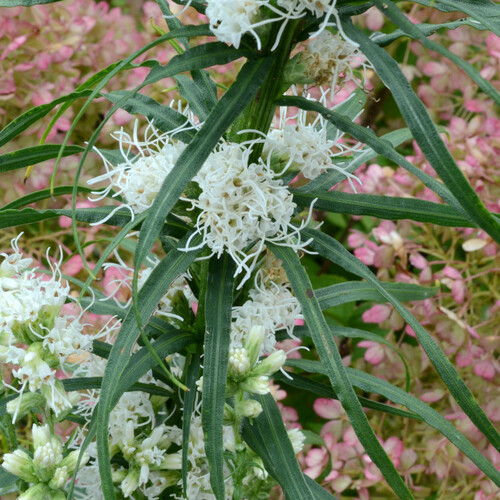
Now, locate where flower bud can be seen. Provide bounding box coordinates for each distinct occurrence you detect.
[2,449,36,482]
[240,375,270,395]
[251,350,286,377]
[228,347,250,379]
[235,399,262,419]
[161,452,182,470]
[288,428,306,454]
[244,325,264,367]
[48,466,69,489]
[18,483,55,500]
[59,449,89,474]
[7,392,45,422]
[121,468,140,497]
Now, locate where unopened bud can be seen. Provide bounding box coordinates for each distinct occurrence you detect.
[251,350,286,377]
[235,399,262,419]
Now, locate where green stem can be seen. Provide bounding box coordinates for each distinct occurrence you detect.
[229,19,302,157]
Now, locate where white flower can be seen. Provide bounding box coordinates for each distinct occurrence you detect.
[288,428,306,454]
[88,116,197,221]
[0,233,32,278]
[264,106,363,185]
[183,142,310,285]
[231,272,302,353]
[206,0,342,50]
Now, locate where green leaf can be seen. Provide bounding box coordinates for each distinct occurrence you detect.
[410,0,500,38]
[103,91,197,143]
[0,207,133,229]
[315,281,438,309]
[202,254,235,499]
[182,348,202,493]
[0,467,17,490]
[274,371,421,421]
[241,394,318,499]
[268,244,413,499]
[0,0,60,5]
[292,190,490,227]
[287,358,500,487]
[342,21,500,244]
[374,0,500,106]
[95,234,204,500]
[175,71,218,121]
[372,18,488,47]
[347,368,500,486]
[1,186,93,210]
[142,43,253,87]
[293,323,411,392]
[0,145,83,174]
[303,227,500,452]
[134,57,274,279]
[0,90,93,148]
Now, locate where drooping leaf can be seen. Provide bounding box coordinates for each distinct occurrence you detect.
[292,190,493,227]
[268,244,413,499]
[303,228,500,451]
[374,0,500,106]
[0,145,83,174]
[342,21,500,244]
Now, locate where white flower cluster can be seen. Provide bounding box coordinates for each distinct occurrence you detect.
[74,361,180,500]
[2,424,88,500]
[89,113,197,222]
[184,141,309,284]
[231,271,302,354]
[264,105,363,186]
[0,236,98,420]
[205,0,341,49]
[102,251,196,323]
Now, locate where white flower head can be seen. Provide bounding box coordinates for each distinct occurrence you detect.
[0,233,32,278]
[89,112,198,222]
[231,271,302,353]
[183,142,311,286]
[264,105,363,187]
[206,0,342,50]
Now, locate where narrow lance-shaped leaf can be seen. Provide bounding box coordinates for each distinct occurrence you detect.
[134,57,274,278]
[410,0,500,38]
[241,394,319,499]
[202,254,235,499]
[287,358,500,487]
[0,145,84,174]
[291,190,495,227]
[374,0,500,107]
[268,244,413,499]
[95,234,204,500]
[303,227,500,452]
[341,20,500,244]
[182,348,202,493]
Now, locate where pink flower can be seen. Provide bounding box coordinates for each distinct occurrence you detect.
[362,304,391,324]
